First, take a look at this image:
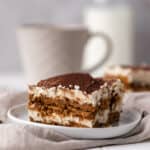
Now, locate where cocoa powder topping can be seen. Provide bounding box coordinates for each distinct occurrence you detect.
[37,73,106,93]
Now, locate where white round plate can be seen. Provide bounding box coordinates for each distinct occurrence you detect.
[7,103,141,139]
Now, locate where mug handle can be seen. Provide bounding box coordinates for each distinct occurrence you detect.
[83,31,113,73]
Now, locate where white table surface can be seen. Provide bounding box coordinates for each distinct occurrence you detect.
[1,73,150,150]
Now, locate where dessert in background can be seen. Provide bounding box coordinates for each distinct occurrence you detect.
[105,65,150,91]
[28,73,124,128]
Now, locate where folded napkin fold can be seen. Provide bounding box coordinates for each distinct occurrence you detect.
[0,90,150,150]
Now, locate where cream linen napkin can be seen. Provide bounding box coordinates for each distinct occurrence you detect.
[0,91,150,150]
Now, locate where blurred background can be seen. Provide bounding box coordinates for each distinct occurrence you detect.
[0,0,150,89]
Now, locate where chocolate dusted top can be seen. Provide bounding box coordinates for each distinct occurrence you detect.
[37,73,106,93]
[120,65,150,71]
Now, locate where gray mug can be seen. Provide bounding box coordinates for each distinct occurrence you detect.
[17,24,112,83]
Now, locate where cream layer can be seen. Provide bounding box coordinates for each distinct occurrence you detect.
[29,79,124,106]
[28,108,113,128]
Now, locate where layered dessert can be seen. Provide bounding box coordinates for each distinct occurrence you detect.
[105,65,150,91]
[28,73,124,128]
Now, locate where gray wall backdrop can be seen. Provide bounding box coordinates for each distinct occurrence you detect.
[0,0,150,73]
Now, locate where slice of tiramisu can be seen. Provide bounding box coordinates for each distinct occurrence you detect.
[28,73,124,128]
[105,65,150,91]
